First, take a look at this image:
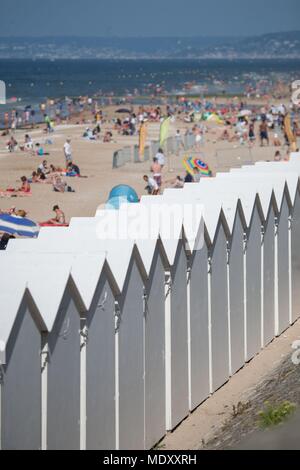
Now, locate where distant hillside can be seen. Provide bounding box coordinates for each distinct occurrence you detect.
[0,32,299,59]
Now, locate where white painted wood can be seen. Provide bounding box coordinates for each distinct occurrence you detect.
[274,218,279,336]
[187,269,192,410]
[208,257,213,394]
[115,301,120,450]
[80,319,87,450]
[164,272,172,431]
[41,338,48,450]
[0,364,3,451]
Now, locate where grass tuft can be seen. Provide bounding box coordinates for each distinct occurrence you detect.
[258,401,296,429]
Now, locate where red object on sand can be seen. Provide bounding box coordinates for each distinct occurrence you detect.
[39,223,69,227]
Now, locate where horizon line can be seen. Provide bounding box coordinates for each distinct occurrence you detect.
[0,30,300,40]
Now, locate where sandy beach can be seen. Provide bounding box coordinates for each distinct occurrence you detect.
[0,100,293,225]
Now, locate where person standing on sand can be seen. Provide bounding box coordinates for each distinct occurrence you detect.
[63,139,72,165]
[156,148,165,168]
[44,114,52,133]
[175,129,184,154]
[248,123,255,145]
[4,112,9,130]
[150,157,162,189]
[259,120,269,147]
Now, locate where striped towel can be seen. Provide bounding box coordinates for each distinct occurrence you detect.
[0,214,39,238]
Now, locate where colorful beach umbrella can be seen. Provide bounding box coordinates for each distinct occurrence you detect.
[193,158,212,176]
[0,214,39,238]
[183,157,212,177]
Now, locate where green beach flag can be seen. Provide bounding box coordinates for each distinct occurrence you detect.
[160,116,171,147]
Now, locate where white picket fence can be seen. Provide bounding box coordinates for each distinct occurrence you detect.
[1,153,300,450]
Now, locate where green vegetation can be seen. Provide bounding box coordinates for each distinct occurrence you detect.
[153,441,166,450]
[258,401,297,429]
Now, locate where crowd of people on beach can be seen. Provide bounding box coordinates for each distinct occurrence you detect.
[1,89,299,248]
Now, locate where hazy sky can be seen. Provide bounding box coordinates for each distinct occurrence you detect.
[0,0,299,37]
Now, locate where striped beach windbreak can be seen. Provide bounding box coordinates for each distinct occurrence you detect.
[0,214,39,238]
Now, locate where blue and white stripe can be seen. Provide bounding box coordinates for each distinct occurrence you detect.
[0,214,39,238]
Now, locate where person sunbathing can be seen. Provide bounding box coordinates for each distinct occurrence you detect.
[1,178,32,197]
[166,176,184,189]
[53,176,67,193]
[92,124,101,138]
[53,175,75,193]
[40,205,67,226]
[15,209,27,218]
[47,164,65,178]
[36,144,50,156]
[66,162,87,178]
[0,206,16,215]
[30,170,52,184]
[83,128,96,140]
[103,131,113,143]
[30,171,40,183]
[17,176,31,193]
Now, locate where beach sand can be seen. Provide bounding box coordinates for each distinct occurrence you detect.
[0,102,292,224]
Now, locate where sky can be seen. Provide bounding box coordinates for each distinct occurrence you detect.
[0,0,299,37]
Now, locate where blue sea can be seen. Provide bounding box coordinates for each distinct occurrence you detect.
[0,58,300,122]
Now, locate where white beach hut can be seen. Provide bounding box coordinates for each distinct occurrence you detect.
[0,250,123,451]
[0,270,45,450]
[180,183,249,376]
[65,211,170,449]
[9,232,148,450]
[231,162,300,325]
[8,219,170,449]
[72,201,206,435]
[0,252,85,450]
[225,170,298,335]
[139,197,201,427]
[214,174,278,347]
[149,190,231,395]
[196,177,265,362]
[291,181,300,323]
[72,254,119,451]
